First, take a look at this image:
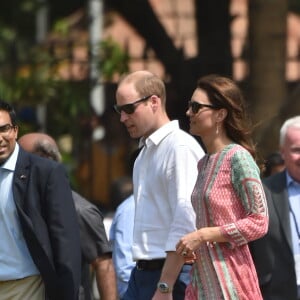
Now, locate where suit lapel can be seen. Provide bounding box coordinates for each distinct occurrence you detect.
[12,148,33,229]
[272,172,293,252]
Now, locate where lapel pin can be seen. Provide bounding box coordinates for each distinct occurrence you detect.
[20,174,27,179]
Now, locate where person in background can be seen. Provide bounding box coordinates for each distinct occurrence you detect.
[103,175,134,236]
[110,148,140,298]
[0,100,81,300]
[18,132,118,300]
[114,70,204,300]
[110,194,135,298]
[250,115,300,300]
[176,74,268,299]
[263,151,285,177]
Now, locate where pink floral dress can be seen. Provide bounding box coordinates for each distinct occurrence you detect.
[185,144,268,300]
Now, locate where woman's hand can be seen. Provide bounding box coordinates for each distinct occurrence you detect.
[176,227,227,258]
[175,230,202,258]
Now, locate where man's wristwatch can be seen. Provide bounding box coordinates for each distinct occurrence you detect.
[157,282,172,293]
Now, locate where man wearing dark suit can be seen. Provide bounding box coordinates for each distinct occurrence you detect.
[18,132,118,300]
[250,115,300,300]
[0,100,81,300]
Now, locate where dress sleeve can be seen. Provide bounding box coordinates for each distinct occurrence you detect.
[220,149,268,246]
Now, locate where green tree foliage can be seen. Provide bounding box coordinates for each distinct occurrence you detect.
[99,38,129,81]
[0,6,128,137]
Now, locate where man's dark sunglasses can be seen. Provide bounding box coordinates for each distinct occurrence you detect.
[188,101,219,114]
[114,95,153,114]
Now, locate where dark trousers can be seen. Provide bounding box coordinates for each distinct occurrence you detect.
[121,264,192,300]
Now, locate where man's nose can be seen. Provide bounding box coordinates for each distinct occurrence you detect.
[120,111,128,123]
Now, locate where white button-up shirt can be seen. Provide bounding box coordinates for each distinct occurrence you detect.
[132,120,204,260]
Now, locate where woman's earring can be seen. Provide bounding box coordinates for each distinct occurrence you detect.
[216,123,219,135]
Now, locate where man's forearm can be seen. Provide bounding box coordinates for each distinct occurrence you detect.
[159,251,185,288]
[92,256,118,300]
[152,251,186,300]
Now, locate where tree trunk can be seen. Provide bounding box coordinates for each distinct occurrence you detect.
[194,0,232,77]
[248,0,288,157]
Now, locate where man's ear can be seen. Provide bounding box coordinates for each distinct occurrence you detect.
[15,125,19,140]
[150,95,159,111]
[280,147,285,160]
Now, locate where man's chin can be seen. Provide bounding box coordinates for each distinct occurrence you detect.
[127,129,139,139]
[129,133,139,139]
[0,155,8,165]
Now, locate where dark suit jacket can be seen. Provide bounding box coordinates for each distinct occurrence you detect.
[250,171,298,300]
[12,147,81,300]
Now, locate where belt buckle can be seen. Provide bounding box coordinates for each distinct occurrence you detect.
[136,261,144,271]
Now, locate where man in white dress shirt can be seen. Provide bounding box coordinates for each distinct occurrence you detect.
[114,70,204,300]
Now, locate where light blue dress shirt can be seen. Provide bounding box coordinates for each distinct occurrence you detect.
[0,143,39,280]
[110,195,135,298]
[286,172,300,287]
[287,172,300,255]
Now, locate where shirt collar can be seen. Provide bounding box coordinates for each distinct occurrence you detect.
[286,170,300,188]
[140,120,179,148]
[0,143,19,172]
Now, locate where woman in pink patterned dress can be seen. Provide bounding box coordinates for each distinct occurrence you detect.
[176,75,268,300]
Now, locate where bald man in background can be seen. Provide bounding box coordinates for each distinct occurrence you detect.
[18,133,118,300]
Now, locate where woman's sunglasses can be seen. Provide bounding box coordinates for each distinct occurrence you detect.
[188,101,219,114]
[114,95,153,114]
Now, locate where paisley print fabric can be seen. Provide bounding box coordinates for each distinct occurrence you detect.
[186,144,268,300]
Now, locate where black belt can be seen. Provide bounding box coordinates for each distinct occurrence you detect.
[136,259,193,271]
[136,259,165,271]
